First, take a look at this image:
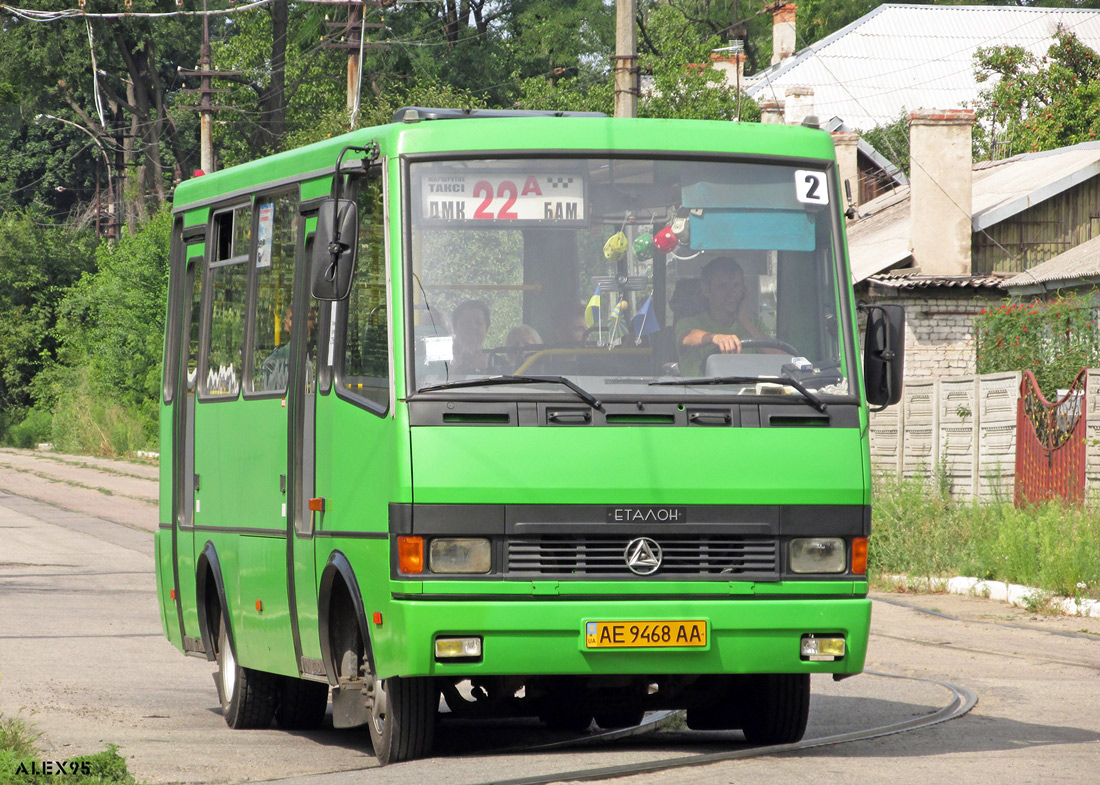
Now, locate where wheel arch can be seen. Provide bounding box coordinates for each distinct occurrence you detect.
[318,550,375,687]
[196,541,231,663]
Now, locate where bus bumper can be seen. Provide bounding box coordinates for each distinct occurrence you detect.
[375,596,871,678]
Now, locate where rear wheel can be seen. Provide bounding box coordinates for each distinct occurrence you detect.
[216,615,277,729]
[365,673,437,765]
[275,676,329,730]
[739,673,810,745]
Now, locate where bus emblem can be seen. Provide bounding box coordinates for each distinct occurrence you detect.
[624,538,663,575]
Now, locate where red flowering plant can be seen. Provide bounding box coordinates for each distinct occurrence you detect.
[975,291,1100,400]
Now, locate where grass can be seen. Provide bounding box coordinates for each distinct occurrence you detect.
[0,714,141,784]
[871,471,1100,603]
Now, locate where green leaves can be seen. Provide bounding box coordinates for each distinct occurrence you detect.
[975,292,1100,399]
[973,30,1100,158]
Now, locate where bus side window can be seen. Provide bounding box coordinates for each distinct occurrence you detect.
[249,191,299,393]
[202,203,251,398]
[339,177,388,413]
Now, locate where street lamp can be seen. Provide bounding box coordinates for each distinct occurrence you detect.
[34,113,116,238]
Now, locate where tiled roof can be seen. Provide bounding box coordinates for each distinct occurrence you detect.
[746,5,1100,131]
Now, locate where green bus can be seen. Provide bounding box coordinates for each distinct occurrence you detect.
[155,107,904,764]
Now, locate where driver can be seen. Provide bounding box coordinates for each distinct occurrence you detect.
[675,257,767,377]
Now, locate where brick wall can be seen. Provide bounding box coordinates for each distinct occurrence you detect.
[859,289,1004,380]
[903,296,984,378]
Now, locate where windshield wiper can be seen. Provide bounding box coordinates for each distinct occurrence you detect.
[418,374,604,411]
[649,375,827,413]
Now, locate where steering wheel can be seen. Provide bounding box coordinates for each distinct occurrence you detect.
[739,337,799,355]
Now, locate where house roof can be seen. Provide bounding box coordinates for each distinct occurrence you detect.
[746,4,1100,131]
[821,116,908,187]
[864,272,1007,291]
[847,142,1100,283]
[1003,233,1100,293]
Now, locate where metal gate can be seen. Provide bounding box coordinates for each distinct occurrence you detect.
[1014,369,1087,506]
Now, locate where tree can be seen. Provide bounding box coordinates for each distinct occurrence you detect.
[973,29,1100,159]
[0,210,97,435]
[517,3,759,121]
[0,0,200,228]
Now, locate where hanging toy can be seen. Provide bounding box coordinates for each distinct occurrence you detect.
[670,214,690,246]
[653,226,678,253]
[603,231,628,261]
[632,233,656,261]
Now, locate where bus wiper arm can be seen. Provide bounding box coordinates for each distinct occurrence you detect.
[649,375,827,413]
[418,375,604,411]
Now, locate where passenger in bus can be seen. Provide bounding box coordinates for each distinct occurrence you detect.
[451,299,491,374]
[260,306,314,389]
[548,301,587,346]
[675,257,767,377]
[503,324,543,371]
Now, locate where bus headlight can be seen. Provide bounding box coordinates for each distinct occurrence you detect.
[429,538,491,574]
[790,537,846,574]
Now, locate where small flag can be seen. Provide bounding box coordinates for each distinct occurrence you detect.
[632,295,661,341]
[584,285,601,329]
[608,298,629,346]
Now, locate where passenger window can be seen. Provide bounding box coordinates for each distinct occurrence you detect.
[249,192,299,393]
[340,176,388,412]
[203,203,251,397]
[186,246,204,393]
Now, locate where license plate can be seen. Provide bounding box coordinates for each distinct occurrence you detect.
[585,620,707,649]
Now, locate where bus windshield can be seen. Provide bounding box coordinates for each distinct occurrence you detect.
[407,156,852,400]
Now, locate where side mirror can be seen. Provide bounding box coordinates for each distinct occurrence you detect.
[311,198,358,301]
[863,303,905,409]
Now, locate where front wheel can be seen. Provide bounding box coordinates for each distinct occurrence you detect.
[365,673,437,765]
[739,673,810,745]
[216,615,277,729]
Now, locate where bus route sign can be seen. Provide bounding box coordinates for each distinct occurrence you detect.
[418,171,587,227]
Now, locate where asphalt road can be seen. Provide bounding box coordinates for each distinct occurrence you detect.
[0,448,1098,785]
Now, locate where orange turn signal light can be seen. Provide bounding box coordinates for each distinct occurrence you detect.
[308,497,326,512]
[851,537,868,575]
[398,536,424,574]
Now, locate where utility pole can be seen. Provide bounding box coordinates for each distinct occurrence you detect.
[316,0,388,125]
[178,0,241,174]
[613,0,638,118]
[199,1,213,173]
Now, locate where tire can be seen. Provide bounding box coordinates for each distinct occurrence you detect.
[594,709,645,729]
[365,674,437,765]
[275,676,329,730]
[216,614,277,729]
[739,673,810,745]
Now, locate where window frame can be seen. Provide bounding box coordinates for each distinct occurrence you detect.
[198,199,252,403]
[332,162,391,418]
[243,185,302,400]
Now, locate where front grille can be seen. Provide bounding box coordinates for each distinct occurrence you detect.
[506,535,778,578]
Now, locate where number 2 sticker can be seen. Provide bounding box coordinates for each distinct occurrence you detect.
[795,170,828,205]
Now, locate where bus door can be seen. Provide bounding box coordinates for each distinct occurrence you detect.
[287,206,327,678]
[289,166,392,680]
[169,224,205,648]
[194,194,299,677]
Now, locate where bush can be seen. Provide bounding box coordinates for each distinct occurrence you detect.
[975,292,1100,399]
[6,408,53,449]
[871,472,1100,600]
